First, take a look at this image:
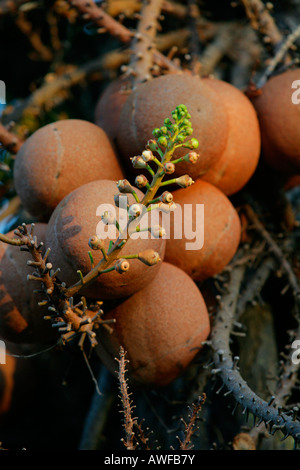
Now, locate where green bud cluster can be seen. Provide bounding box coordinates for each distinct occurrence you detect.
[151,104,199,150]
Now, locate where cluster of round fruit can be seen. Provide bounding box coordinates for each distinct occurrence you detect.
[0,68,299,392]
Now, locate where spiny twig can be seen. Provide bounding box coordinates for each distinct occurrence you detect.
[177,394,206,450]
[210,259,300,446]
[116,346,138,450]
[240,0,283,48]
[125,0,164,87]
[69,0,179,73]
[256,23,300,88]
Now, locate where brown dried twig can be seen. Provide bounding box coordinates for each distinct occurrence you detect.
[116,346,138,450]
[177,394,206,450]
[210,259,300,445]
[256,23,300,88]
[69,0,179,73]
[240,0,283,48]
[125,0,164,86]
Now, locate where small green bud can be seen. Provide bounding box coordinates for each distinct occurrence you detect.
[178,104,187,112]
[164,118,172,127]
[185,127,193,136]
[184,138,199,149]
[160,126,168,135]
[157,136,168,147]
[146,139,158,152]
[176,134,185,143]
[190,138,199,148]
[152,128,161,138]
[171,110,178,120]
[182,119,192,127]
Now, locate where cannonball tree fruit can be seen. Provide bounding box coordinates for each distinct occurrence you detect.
[96,262,210,387]
[164,179,241,281]
[116,73,229,178]
[251,68,300,174]
[201,77,261,195]
[13,119,124,221]
[0,224,58,344]
[45,179,166,300]
[94,76,131,141]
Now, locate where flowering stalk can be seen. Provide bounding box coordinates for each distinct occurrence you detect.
[65,104,199,299]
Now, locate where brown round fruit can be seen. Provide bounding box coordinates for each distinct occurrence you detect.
[251,68,300,173]
[0,224,58,344]
[116,73,229,178]
[45,179,166,300]
[13,119,124,220]
[164,179,241,281]
[201,78,261,195]
[95,76,130,141]
[96,262,210,387]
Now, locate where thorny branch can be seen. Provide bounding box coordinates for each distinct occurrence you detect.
[177,394,206,450]
[69,0,180,73]
[125,0,164,87]
[210,255,300,446]
[116,347,138,450]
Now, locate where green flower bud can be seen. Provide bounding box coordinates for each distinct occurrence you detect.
[157,136,168,147]
[152,128,161,138]
[178,104,187,113]
[160,126,168,135]
[146,139,158,152]
[190,138,199,148]
[176,134,186,143]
